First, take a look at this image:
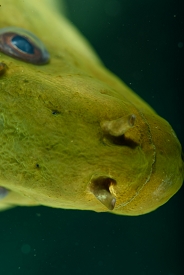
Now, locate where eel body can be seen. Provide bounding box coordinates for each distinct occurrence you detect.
[0,0,183,215]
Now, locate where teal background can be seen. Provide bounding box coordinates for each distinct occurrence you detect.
[0,0,183,274]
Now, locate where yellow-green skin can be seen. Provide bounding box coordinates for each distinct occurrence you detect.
[0,0,183,214]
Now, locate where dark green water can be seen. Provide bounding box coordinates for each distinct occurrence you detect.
[0,0,183,274]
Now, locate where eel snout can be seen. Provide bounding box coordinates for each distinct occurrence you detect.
[89,114,136,210]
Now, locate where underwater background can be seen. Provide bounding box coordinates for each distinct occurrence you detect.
[0,0,183,274]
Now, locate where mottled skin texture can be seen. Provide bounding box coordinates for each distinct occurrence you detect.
[0,0,183,214]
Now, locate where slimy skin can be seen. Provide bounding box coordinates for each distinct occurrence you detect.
[0,0,183,215]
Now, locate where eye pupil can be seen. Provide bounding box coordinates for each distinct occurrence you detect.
[11,35,34,54]
[0,26,50,64]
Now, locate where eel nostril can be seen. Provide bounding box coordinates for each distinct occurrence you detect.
[101,114,136,137]
[89,175,116,210]
[101,113,138,148]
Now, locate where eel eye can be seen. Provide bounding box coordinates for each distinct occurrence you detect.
[0,26,49,64]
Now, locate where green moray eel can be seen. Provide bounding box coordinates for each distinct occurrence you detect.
[0,0,183,215]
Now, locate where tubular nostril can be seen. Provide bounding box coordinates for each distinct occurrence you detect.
[100,113,136,137]
[89,175,116,210]
[100,113,138,148]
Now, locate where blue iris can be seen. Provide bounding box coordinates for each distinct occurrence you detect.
[11,35,34,54]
